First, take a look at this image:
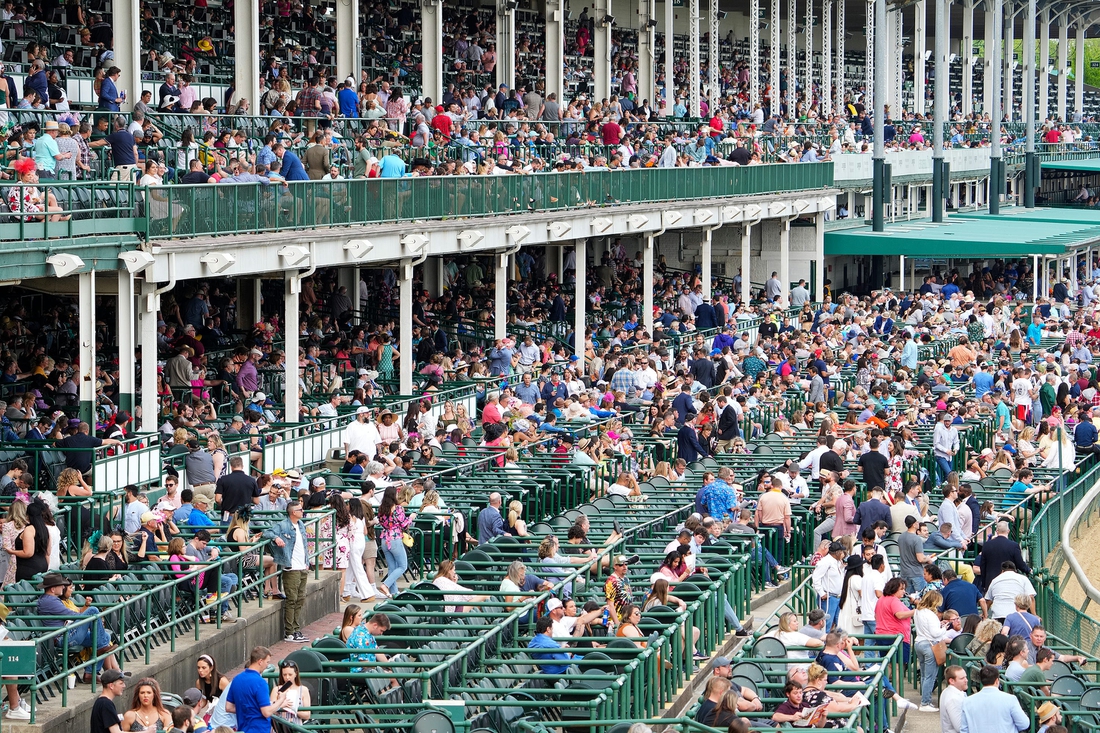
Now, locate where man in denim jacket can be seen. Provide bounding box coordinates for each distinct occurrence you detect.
[262,502,311,642]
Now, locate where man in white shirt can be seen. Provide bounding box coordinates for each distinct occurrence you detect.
[343,406,382,460]
[939,664,968,733]
[860,555,888,635]
[811,542,846,632]
[774,462,809,502]
[799,435,831,480]
[985,562,1036,621]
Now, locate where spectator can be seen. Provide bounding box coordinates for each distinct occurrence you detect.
[36,573,122,681]
[225,646,288,733]
[527,615,574,673]
[262,503,312,642]
[477,492,505,544]
[958,664,1029,733]
[90,669,128,733]
[939,664,969,733]
[985,562,1035,623]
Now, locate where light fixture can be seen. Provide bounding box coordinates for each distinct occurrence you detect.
[949,53,957,63]
[199,252,236,273]
[278,245,310,267]
[923,50,932,61]
[118,250,155,274]
[646,18,658,28]
[456,230,485,249]
[46,254,85,277]
[401,233,429,253]
[343,239,375,259]
[717,10,727,19]
[504,224,531,242]
[506,0,518,9]
[591,217,613,232]
[601,13,615,25]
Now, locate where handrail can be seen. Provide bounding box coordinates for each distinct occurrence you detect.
[1061,475,1100,609]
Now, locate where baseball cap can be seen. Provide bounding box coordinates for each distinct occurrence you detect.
[140,512,157,524]
[356,406,370,415]
[182,687,203,706]
[251,392,267,403]
[828,541,845,553]
[712,656,732,668]
[101,669,126,685]
[545,598,563,611]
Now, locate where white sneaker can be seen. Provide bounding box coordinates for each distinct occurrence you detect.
[19,699,29,712]
[918,704,939,713]
[5,706,30,720]
[895,698,917,710]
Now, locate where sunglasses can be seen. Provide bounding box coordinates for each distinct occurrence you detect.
[279,661,298,669]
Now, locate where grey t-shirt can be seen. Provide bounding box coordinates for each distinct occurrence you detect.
[897,531,926,580]
[523,91,542,119]
[542,99,561,121]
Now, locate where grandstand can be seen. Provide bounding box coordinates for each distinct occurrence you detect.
[3,0,1100,732]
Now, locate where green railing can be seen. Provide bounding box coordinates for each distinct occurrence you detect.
[143,163,834,240]
[0,179,143,245]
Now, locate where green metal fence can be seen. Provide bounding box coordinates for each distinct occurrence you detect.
[144,163,834,240]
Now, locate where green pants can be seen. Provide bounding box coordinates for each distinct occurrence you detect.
[281,569,309,636]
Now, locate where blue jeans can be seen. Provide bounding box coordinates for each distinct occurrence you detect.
[381,541,407,597]
[217,572,238,614]
[723,598,744,631]
[935,456,954,484]
[905,575,928,594]
[821,595,840,631]
[914,639,938,706]
[751,545,780,583]
[67,607,111,672]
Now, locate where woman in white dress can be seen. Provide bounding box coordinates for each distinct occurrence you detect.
[343,498,378,602]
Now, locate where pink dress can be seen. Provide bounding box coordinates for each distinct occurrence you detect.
[314,515,353,570]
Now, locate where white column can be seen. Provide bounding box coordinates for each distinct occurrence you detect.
[636,0,656,106]
[139,279,158,433]
[574,240,587,365]
[1057,16,1068,120]
[984,5,995,114]
[399,261,414,395]
[644,235,655,335]
[865,0,875,107]
[234,0,260,113]
[253,277,263,326]
[741,225,753,303]
[709,0,720,111]
[79,272,96,425]
[1039,6,1049,120]
[1003,4,1014,122]
[814,213,826,299]
[962,2,974,116]
[787,0,797,116]
[822,0,833,117]
[771,0,781,114]
[835,0,845,114]
[900,254,906,292]
[1032,254,1039,301]
[117,271,135,415]
[336,0,359,82]
[495,252,508,341]
[423,0,444,103]
[805,0,814,112]
[894,9,904,111]
[701,228,713,299]
[914,0,927,115]
[114,0,140,113]
[750,0,761,111]
[664,0,675,114]
[779,218,791,306]
[594,0,613,103]
[1074,24,1085,120]
[546,0,566,104]
[689,0,701,116]
[497,1,517,91]
[284,273,301,422]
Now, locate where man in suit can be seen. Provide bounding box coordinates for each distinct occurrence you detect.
[477,492,505,545]
[976,521,1029,591]
[694,295,717,330]
[273,143,309,181]
[677,413,708,463]
[715,395,740,452]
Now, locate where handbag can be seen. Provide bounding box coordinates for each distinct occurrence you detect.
[401,532,414,548]
[932,640,947,666]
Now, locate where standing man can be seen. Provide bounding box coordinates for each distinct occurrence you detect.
[90,669,127,733]
[226,646,288,733]
[676,412,708,462]
[184,439,217,507]
[939,665,969,733]
[262,503,311,642]
[933,411,960,483]
[214,456,259,522]
[976,522,1029,592]
[898,515,932,593]
[714,395,740,452]
[343,406,382,461]
[811,541,845,631]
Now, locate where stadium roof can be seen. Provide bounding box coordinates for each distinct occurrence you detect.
[1037,159,1100,175]
[824,209,1100,258]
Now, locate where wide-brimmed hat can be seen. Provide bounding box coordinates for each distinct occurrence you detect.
[38,572,72,590]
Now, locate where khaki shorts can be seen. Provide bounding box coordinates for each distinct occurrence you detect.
[191,483,216,507]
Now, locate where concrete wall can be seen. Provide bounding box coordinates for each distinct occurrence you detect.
[37,571,342,733]
[832,148,994,184]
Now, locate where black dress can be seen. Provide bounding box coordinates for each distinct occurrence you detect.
[14,532,48,581]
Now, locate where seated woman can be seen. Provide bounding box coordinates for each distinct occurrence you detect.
[771,680,828,726]
[803,663,866,725]
[8,157,69,222]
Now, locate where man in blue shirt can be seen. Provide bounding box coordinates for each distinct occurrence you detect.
[226,646,288,733]
[337,80,359,117]
[379,153,406,178]
[938,568,987,618]
[972,363,994,399]
[698,468,739,520]
[959,664,1029,733]
[1026,316,1044,346]
[527,616,573,674]
[180,494,215,526]
[1074,406,1098,453]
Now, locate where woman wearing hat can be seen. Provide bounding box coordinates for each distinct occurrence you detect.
[7,157,68,222]
[835,555,865,634]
